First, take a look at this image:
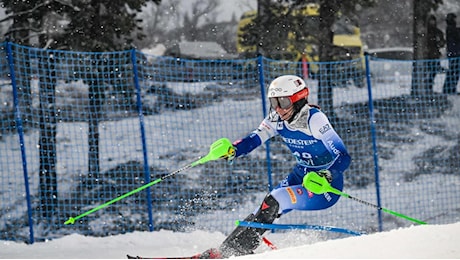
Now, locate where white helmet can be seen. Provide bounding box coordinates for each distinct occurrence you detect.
[267,75,308,98]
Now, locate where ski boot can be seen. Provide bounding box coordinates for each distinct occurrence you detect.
[218,194,280,258]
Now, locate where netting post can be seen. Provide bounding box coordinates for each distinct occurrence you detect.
[5,41,35,243]
[131,49,154,231]
[256,55,273,192]
[364,53,383,231]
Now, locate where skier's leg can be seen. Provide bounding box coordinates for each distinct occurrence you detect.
[209,168,343,258]
[215,169,303,258]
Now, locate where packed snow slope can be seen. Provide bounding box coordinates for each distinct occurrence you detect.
[1,221,459,259]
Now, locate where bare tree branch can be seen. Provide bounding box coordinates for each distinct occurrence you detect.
[0,0,79,23]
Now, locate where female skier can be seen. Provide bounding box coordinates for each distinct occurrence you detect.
[201,74,351,258]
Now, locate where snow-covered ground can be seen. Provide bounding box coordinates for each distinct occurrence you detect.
[1,221,459,258]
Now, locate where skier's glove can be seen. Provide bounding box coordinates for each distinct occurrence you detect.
[316,169,333,183]
[221,145,236,164]
[302,170,332,194]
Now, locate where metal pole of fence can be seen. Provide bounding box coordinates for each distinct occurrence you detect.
[131,49,154,231]
[5,41,35,244]
[256,55,273,192]
[365,53,383,231]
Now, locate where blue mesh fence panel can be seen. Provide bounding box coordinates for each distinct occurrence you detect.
[137,54,265,234]
[0,42,459,243]
[444,57,460,94]
[367,55,460,230]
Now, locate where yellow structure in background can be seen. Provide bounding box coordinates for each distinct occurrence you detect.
[236,3,365,84]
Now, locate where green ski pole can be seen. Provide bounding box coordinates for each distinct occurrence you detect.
[303,171,427,225]
[64,138,235,225]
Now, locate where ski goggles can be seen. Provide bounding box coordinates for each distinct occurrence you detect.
[269,88,309,109]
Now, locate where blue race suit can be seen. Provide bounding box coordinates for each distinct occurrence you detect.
[233,105,351,215]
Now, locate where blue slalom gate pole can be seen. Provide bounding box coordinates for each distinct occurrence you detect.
[236,220,364,236]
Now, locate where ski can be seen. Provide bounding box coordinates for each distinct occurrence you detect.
[126,253,202,259]
[127,247,223,259]
[126,235,277,259]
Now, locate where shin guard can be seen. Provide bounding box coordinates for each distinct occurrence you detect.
[219,194,280,257]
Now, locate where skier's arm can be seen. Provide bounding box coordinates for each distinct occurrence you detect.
[310,111,351,174]
[233,118,278,157]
